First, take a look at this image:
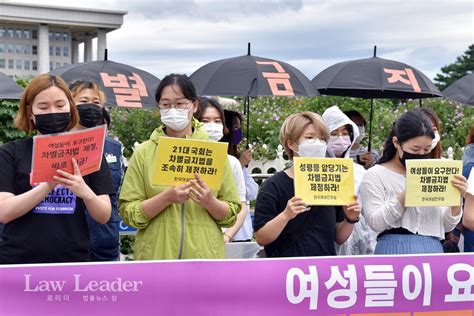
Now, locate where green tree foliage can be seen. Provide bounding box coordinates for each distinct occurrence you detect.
[434,44,474,90]
[0,77,31,144]
[109,108,161,158]
[224,96,472,161]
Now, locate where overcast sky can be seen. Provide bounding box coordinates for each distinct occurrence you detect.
[11,0,474,80]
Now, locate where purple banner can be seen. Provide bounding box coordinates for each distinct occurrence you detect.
[0,254,472,315]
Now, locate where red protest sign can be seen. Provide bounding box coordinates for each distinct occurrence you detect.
[30,125,106,184]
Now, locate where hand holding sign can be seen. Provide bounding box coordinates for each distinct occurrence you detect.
[166,182,193,204]
[189,173,214,209]
[54,158,94,200]
[282,197,307,221]
[342,197,361,223]
[451,174,469,197]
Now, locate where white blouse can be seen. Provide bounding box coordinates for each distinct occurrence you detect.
[360,164,462,240]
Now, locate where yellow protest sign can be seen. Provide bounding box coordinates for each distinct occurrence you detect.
[152,137,228,190]
[405,159,462,207]
[294,157,354,205]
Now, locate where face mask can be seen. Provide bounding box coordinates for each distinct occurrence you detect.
[231,128,243,145]
[77,103,103,128]
[160,108,190,131]
[295,139,327,158]
[203,123,224,142]
[430,131,440,151]
[355,126,365,144]
[34,112,71,135]
[399,150,432,167]
[329,135,352,157]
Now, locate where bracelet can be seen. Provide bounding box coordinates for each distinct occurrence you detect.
[345,215,360,224]
[223,232,233,242]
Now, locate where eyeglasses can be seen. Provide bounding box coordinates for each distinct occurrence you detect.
[158,99,193,112]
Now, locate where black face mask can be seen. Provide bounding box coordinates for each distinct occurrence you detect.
[77,103,103,128]
[399,150,431,166]
[34,112,71,135]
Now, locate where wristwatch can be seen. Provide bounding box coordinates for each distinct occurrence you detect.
[345,214,360,224]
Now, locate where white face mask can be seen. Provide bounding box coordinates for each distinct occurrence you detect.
[203,122,224,142]
[355,125,365,144]
[294,139,327,158]
[160,108,190,131]
[431,131,440,151]
[329,135,352,157]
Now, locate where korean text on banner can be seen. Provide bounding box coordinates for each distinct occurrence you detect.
[152,137,228,190]
[30,125,106,184]
[405,159,462,207]
[294,157,354,205]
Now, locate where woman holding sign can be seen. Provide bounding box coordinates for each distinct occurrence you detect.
[322,105,377,256]
[360,109,467,254]
[69,80,123,261]
[119,74,241,260]
[253,112,361,257]
[194,97,248,243]
[0,74,113,264]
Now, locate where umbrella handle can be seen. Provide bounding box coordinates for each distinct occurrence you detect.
[368,98,374,152]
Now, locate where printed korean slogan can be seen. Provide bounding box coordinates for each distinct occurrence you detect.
[405,159,462,207]
[0,254,472,315]
[294,157,354,205]
[153,137,228,190]
[31,125,106,184]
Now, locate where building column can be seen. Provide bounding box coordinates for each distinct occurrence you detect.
[38,23,49,74]
[97,28,107,60]
[84,33,93,62]
[72,39,80,63]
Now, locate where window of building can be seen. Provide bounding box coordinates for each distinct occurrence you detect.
[48,32,53,41]
[8,59,14,69]
[24,60,30,70]
[55,32,62,41]
[0,43,4,53]
[49,62,53,71]
[16,60,22,70]
[32,30,37,40]
[7,44,13,53]
[32,61,37,71]
[63,32,68,42]
[63,47,69,57]
[0,28,4,38]
[15,44,21,54]
[7,29,13,38]
[49,46,53,56]
[0,59,5,69]
[55,46,61,56]
[32,45,37,55]
[23,30,30,40]
[15,29,22,39]
[23,44,29,54]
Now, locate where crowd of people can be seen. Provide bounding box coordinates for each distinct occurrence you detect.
[0,73,472,264]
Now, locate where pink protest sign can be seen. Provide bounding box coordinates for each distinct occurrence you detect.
[30,125,106,184]
[0,254,472,315]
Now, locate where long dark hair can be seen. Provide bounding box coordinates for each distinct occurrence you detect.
[378,108,435,164]
[420,107,442,158]
[155,74,197,103]
[221,109,243,158]
[193,97,229,136]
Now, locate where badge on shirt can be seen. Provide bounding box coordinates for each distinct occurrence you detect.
[106,153,117,164]
[33,185,77,214]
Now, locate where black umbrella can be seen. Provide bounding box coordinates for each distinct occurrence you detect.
[50,55,160,108]
[191,43,319,144]
[443,73,474,105]
[312,46,442,151]
[0,72,23,100]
